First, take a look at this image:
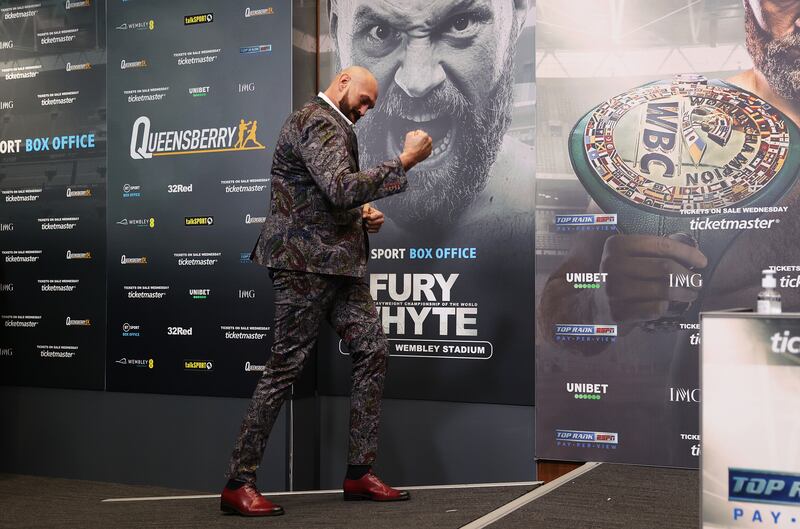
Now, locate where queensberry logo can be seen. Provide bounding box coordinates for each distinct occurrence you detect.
[555,429,618,449]
[555,214,617,232]
[240,44,272,54]
[554,324,617,343]
[130,116,264,159]
[729,468,800,506]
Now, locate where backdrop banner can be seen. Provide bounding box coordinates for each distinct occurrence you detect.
[0,1,107,389]
[105,0,291,396]
[536,0,800,467]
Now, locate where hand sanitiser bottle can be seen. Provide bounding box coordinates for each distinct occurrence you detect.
[757,269,781,314]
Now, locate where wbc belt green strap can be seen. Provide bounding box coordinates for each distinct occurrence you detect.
[569,74,800,324]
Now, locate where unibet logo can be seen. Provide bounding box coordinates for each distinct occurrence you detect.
[185,216,213,226]
[167,326,193,336]
[190,288,210,299]
[130,116,265,159]
[189,86,210,97]
[565,272,607,289]
[566,382,608,400]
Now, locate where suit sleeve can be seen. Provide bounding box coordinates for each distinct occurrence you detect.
[296,112,408,210]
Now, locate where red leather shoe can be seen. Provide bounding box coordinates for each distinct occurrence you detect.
[343,470,410,502]
[220,484,284,516]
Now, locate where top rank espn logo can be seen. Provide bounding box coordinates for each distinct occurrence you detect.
[555,429,618,450]
[184,13,213,25]
[555,214,617,232]
[554,324,617,343]
[729,468,800,507]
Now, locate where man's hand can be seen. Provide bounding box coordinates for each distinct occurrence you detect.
[598,234,708,324]
[399,130,433,171]
[362,204,385,234]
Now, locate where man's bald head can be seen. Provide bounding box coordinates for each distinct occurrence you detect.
[323,66,379,124]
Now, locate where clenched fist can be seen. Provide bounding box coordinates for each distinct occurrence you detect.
[399,129,433,171]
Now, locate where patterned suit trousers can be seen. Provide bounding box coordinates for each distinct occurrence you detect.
[226,269,389,484]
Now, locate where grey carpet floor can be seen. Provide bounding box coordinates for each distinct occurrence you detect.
[491,463,699,529]
[0,473,538,529]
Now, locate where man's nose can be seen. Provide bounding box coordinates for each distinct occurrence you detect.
[394,39,446,98]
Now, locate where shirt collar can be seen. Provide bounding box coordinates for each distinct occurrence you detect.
[317,91,353,127]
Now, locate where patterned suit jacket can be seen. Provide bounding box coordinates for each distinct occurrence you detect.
[251,96,407,277]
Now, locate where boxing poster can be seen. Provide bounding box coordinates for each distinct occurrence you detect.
[317,1,536,404]
[535,0,800,467]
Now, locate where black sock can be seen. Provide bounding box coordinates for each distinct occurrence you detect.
[346,464,371,480]
[226,478,247,490]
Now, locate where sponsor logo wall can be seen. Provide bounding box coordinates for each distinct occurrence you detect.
[0,0,106,389]
[106,0,291,396]
[535,0,800,469]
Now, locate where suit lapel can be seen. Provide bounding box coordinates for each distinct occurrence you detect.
[313,96,359,168]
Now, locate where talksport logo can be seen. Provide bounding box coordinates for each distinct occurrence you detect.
[555,429,618,450]
[565,273,607,289]
[555,214,617,232]
[184,13,213,25]
[129,116,265,159]
[185,216,213,226]
[554,324,617,343]
[184,360,213,371]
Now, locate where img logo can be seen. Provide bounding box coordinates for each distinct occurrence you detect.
[554,324,617,343]
[555,214,617,232]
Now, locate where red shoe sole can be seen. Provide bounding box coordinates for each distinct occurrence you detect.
[343,492,410,502]
[220,501,285,516]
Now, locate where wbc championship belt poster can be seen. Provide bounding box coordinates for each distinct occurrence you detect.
[535,0,800,469]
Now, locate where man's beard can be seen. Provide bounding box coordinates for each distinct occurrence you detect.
[745,4,800,101]
[356,50,516,228]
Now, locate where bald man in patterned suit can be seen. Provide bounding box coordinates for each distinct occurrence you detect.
[220,66,432,517]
